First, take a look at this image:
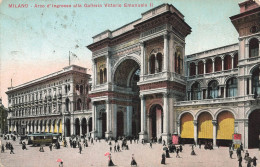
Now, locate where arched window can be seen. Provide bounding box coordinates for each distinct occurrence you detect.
[175,48,183,74]
[150,54,155,74]
[224,55,232,70]
[198,61,204,75]
[191,82,201,100]
[249,38,259,58]
[190,62,196,76]
[215,57,222,72]
[66,98,70,112]
[206,59,213,73]
[100,69,103,84]
[252,66,260,97]
[157,53,163,72]
[76,85,80,95]
[226,78,237,97]
[233,53,238,68]
[77,99,82,110]
[80,85,83,95]
[208,80,219,99]
[104,68,107,83]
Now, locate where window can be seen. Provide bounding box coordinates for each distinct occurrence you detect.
[215,57,222,72]
[208,80,219,99]
[189,62,196,76]
[249,38,259,58]
[66,98,70,112]
[150,54,156,74]
[77,99,82,110]
[191,82,201,100]
[198,61,204,75]
[104,68,107,83]
[252,66,260,97]
[226,78,237,97]
[157,53,163,72]
[80,85,83,95]
[100,69,103,84]
[233,53,238,68]
[224,55,232,70]
[206,59,213,73]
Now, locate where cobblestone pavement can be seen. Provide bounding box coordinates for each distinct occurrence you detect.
[0,138,259,167]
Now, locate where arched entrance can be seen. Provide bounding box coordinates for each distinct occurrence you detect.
[65,118,71,137]
[117,111,124,137]
[81,118,87,136]
[180,113,194,144]
[198,112,213,144]
[248,109,260,148]
[113,58,141,138]
[216,111,234,146]
[149,104,163,139]
[75,118,80,136]
[88,117,92,133]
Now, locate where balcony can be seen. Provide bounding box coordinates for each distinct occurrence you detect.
[174,95,256,107]
[187,68,238,81]
[141,71,185,84]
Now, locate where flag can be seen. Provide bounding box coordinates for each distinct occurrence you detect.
[71,52,78,59]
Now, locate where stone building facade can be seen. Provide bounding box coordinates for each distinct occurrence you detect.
[0,98,8,135]
[6,65,92,137]
[87,1,260,148]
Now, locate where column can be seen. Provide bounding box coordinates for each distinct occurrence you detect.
[224,86,226,98]
[245,77,248,96]
[212,59,215,72]
[221,57,224,71]
[163,34,169,71]
[177,121,180,135]
[212,120,217,147]
[203,61,206,74]
[162,93,169,142]
[92,59,97,87]
[245,44,249,59]
[42,123,45,132]
[92,102,97,138]
[105,100,112,138]
[187,63,190,77]
[231,56,234,69]
[106,53,111,83]
[87,122,89,136]
[244,120,249,149]
[140,42,145,77]
[126,106,133,136]
[196,64,198,75]
[139,95,147,141]
[249,78,252,95]
[80,121,82,136]
[193,120,198,145]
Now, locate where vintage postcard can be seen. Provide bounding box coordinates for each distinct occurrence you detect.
[0,0,260,166]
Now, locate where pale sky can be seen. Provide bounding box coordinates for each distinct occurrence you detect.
[0,0,242,106]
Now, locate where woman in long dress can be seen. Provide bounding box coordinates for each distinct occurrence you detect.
[108,153,115,166]
[131,154,137,166]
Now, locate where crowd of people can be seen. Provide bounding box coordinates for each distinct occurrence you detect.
[0,133,259,167]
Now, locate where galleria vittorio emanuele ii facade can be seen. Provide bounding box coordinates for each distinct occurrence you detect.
[7,0,260,149]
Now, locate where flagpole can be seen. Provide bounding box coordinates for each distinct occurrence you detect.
[69,51,70,66]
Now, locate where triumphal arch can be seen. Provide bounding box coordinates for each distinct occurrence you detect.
[87,4,191,142]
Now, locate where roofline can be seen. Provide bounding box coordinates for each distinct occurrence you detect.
[6,65,90,94]
[186,43,239,57]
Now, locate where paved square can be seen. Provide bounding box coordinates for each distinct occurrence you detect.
[0,138,259,167]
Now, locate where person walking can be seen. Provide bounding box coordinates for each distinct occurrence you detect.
[130,154,137,166]
[108,153,115,166]
[10,144,14,154]
[229,149,233,159]
[59,161,63,167]
[176,147,180,158]
[49,144,53,151]
[150,141,152,148]
[161,152,166,165]
[1,144,5,153]
[238,155,242,167]
[79,144,82,154]
[114,145,117,152]
[252,156,257,167]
